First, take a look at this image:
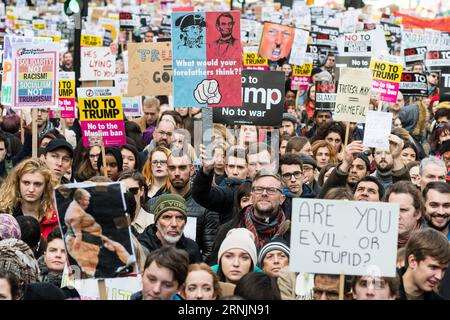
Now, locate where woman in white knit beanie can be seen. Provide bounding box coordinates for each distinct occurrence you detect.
[216,228,258,284]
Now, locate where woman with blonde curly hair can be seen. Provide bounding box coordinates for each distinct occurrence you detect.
[142,146,171,199]
[0,158,58,239]
[311,140,337,170]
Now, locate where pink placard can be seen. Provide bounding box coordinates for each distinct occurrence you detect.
[372,80,399,103]
[80,120,126,147]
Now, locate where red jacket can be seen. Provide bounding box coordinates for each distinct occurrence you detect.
[40,210,59,240]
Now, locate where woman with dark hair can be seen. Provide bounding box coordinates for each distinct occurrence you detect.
[38,227,66,288]
[318,163,337,187]
[234,272,281,300]
[429,123,450,156]
[124,121,145,152]
[311,121,346,160]
[0,269,21,300]
[302,84,316,120]
[75,146,101,182]
[120,144,142,172]
[97,147,123,181]
[400,140,419,165]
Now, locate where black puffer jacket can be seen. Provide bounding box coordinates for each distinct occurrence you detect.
[147,189,219,262]
[137,224,202,264]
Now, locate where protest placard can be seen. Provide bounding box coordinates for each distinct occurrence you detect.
[399,72,428,96]
[439,67,450,102]
[172,11,242,108]
[1,36,51,106]
[62,276,142,300]
[315,80,336,112]
[337,30,388,57]
[80,46,116,81]
[12,41,59,108]
[77,87,126,147]
[81,34,103,47]
[363,111,392,149]
[381,22,402,54]
[370,55,403,103]
[291,61,312,91]
[59,71,76,118]
[334,55,371,81]
[289,28,309,66]
[55,182,137,279]
[119,12,138,31]
[334,68,372,123]
[122,97,143,117]
[290,198,399,277]
[128,42,172,96]
[212,69,284,126]
[425,50,450,69]
[259,22,295,62]
[243,52,268,70]
[403,46,427,66]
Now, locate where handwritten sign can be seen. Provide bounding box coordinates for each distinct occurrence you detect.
[80,47,115,81]
[128,42,172,96]
[363,111,392,149]
[12,41,59,108]
[62,277,142,300]
[334,68,372,123]
[290,199,399,277]
[77,87,126,147]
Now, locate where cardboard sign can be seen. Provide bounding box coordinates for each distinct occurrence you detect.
[12,41,59,108]
[172,11,242,108]
[243,52,268,70]
[80,47,115,81]
[290,199,399,277]
[128,42,172,96]
[403,46,427,66]
[399,72,428,96]
[439,67,450,102]
[291,62,312,91]
[315,80,336,112]
[426,50,450,69]
[370,56,403,103]
[81,34,103,47]
[259,22,295,62]
[59,72,76,118]
[55,182,137,279]
[77,87,126,147]
[212,69,284,126]
[334,68,372,123]
[363,111,392,149]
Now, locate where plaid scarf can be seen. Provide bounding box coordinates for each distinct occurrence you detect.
[241,205,286,250]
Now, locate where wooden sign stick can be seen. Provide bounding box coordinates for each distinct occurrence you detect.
[98,279,108,300]
[339,274,345,300]
[20,112,25,144]
[31,109,38,158]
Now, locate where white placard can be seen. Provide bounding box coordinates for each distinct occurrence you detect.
[289,28,309,66]
[290,199,399,277]
[363,111,393,150]
[183,216,197,242]
[80,46,116,81]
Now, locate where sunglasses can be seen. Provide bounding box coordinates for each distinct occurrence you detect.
[128,187,140,195]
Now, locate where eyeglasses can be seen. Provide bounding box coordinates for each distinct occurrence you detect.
[281,171,303,180]
[151,160,167,167]
[251,186,282,195]
[127,187,140,195]
[89,153,100,159]
[312,288,339,300]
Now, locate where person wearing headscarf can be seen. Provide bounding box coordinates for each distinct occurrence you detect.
[0,214,21,240]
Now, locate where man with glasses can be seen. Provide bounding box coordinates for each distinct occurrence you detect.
[280,153,315,220]
[148,149,218,262]
[36,108,55,140]
[142,119,176,158]
[427,71,440,98]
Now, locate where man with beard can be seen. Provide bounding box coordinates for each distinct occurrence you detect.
[208,169,289,265]
[146,150,218,262]
[318,140,370,198]
[383,181,424,248]
[423,182,450,239]
[398,228,450,300]
[371,134,410,191]
[387,91,404,120]
[211,12,240,58]
[138,193,202,263]
[142,119,176,157]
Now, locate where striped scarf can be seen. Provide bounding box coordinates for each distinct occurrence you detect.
[241,205,286,250]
